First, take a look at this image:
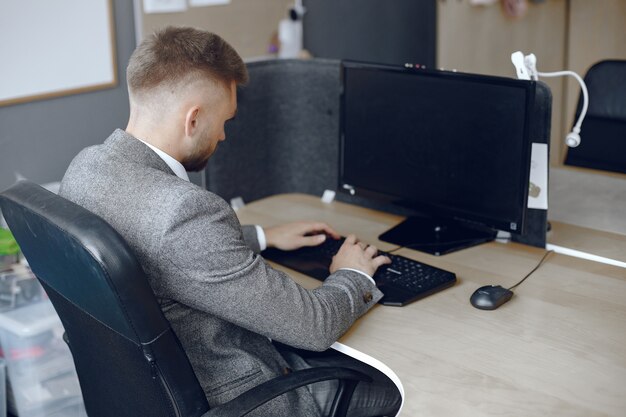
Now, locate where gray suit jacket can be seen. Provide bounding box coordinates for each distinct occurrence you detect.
[60,130,383,416]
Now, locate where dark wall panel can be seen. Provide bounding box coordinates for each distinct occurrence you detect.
[303,0,436,67]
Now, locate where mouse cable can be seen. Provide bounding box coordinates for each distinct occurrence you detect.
[507,250,554,291]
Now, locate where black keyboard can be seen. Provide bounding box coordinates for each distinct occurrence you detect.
[262,237,457,306]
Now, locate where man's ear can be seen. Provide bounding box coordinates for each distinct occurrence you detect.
[184,106,201,137]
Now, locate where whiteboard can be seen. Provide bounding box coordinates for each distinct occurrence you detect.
[0,0,117,106]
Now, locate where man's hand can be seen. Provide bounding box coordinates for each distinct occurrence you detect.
[330,235,391,277]
[264,221,341,251]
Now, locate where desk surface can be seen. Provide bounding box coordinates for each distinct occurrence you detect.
[236,193,626,417]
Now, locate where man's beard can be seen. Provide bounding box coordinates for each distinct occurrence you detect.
[182,131,215,172]
[181,152,211,172]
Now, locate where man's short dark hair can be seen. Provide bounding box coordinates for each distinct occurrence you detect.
[127,26,248,95]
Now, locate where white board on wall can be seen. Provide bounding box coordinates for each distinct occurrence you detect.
[0,0,117,106]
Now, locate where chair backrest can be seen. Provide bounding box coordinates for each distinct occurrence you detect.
[565,59,626,174]
[0,181,209,417]
[206,58,342,203]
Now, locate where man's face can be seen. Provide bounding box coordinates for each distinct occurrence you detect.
[182,81,237,172]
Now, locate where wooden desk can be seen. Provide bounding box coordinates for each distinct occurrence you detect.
[548,220,626,264]
[236,193,626,417]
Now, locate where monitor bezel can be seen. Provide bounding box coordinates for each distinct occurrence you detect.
[338,60,536,235]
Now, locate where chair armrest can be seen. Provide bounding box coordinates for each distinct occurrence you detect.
[201,366,371,417]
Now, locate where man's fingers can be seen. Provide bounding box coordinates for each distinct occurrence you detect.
[373,255,392,267]
[300,222,340,239]
[345,234,358,245]
[315,223,341,239]
[365,245,378,257]
[299,234,327,247]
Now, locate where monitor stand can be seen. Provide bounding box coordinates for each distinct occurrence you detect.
[379,216,497,256]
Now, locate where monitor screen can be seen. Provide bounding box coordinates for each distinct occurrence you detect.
[339,61,535,254]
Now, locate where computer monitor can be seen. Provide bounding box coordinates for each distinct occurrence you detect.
[339,61,536,255]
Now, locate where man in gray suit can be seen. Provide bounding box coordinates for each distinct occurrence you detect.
[60,27,401,416]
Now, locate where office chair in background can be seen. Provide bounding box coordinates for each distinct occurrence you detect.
[0,181,371,417]
[564,59,626,174]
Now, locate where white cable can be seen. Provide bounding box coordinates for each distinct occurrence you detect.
[536,70,589,146]
[546,243,626,269]
[512,51,589,147]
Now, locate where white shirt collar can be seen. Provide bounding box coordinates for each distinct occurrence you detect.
[136,138,190,182]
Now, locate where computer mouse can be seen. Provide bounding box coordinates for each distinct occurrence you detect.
[470,285,513,310]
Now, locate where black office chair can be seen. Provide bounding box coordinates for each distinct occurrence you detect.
[0,180,370,417]
[564,59,626,174]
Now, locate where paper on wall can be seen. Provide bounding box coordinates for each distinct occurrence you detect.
[189,0,230,6]
[143,0,187,14]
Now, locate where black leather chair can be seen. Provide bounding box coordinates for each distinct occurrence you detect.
[0,180,370,417]
[564,59,626,174]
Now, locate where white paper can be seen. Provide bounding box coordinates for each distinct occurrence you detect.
[321,190,336,204]
[189,0,230,6]
[278,19,303,59]
[230,197,245,211]
[143,0,187,14]
[469,0,498,5]
[528,142,548,210]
